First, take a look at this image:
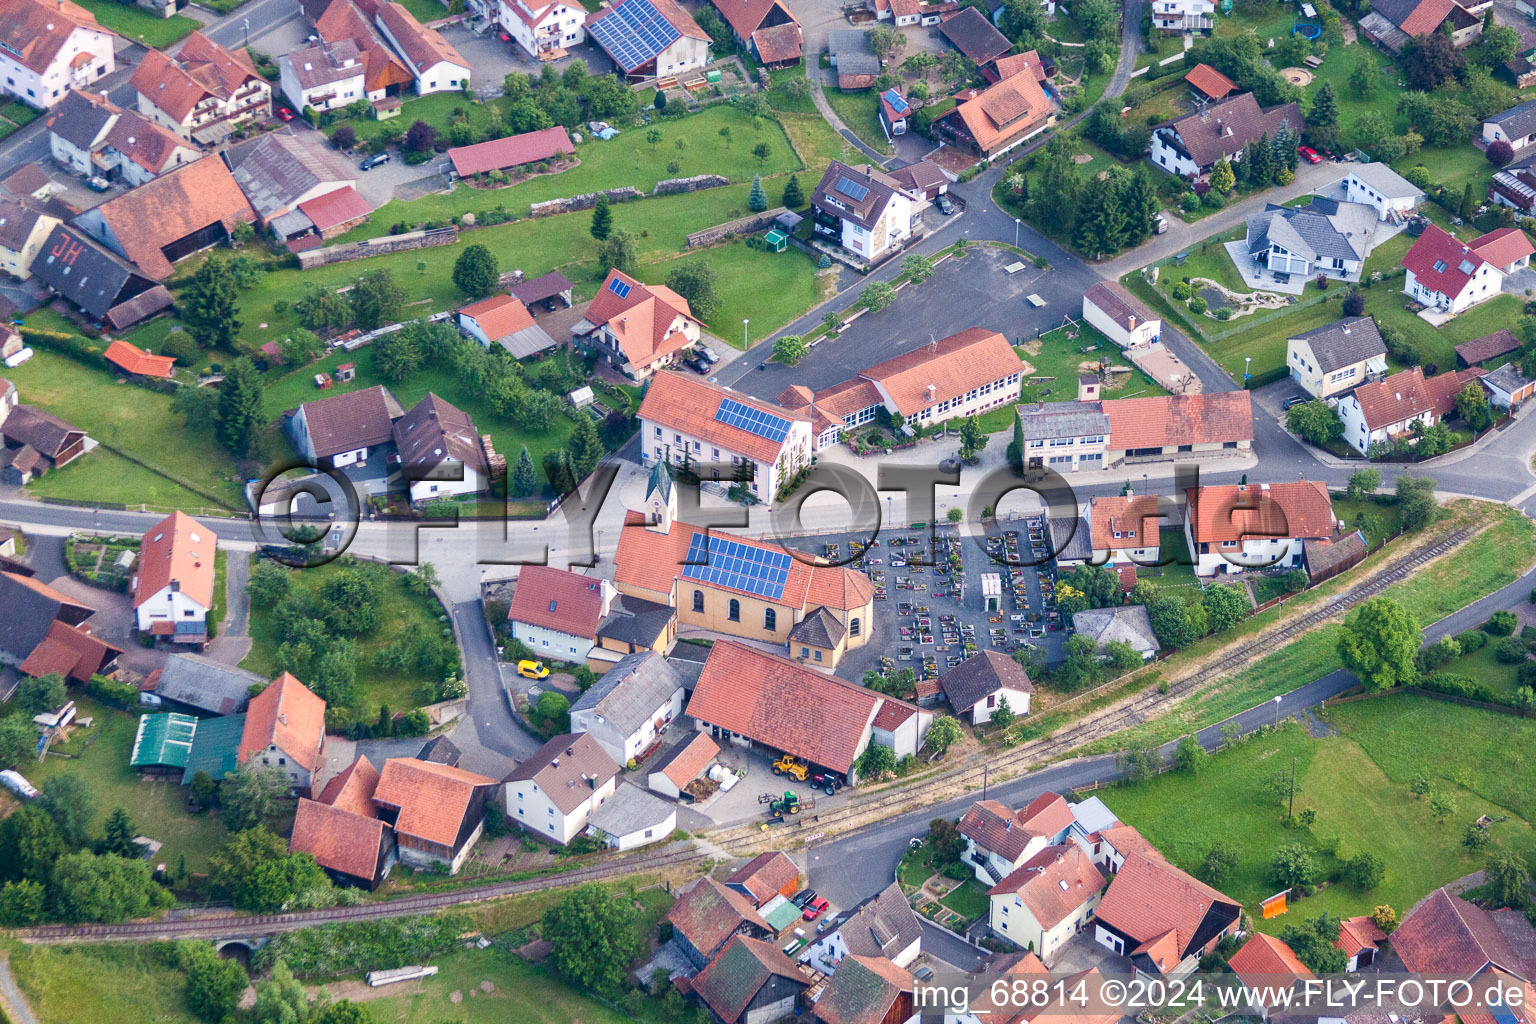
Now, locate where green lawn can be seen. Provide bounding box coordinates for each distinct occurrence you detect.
[24,697,230,874]
[241,557,451,717]
[1101,719,1535,933]
[649,239,826,349]
[823,88,893,157]
[766,67,818,115]
[8,942,194,1024]
[333,105,802,236]
[72,0,199,46]
[393,0,447,21]
[1442,641,1524,701]
[938,877,990,924]
[4,341,245,510]
[1016,325,1172,404]
[1329,496,1402,549]
[776,110,861,169]
[26,448,227,512]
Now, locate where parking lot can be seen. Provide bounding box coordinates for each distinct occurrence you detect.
[780,517,1070,690]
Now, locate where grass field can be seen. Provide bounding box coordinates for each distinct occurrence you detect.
[7,942,193,1024]
[72,0,199,47]
[823,88,893,157]
[242,557,450,716]
[4,342,245,510]
[25,448,227,512]
[25,698,230,874]
[1328,496,1402,549]
[337,105,803,235]
[1442,640,1523,700]
[1102,718,1535,933]
[938,877,990,923]
[1016,324,1173,404]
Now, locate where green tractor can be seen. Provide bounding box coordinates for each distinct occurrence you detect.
[768,791,801,817]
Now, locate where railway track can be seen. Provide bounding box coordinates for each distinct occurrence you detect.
[13,524,1475,945]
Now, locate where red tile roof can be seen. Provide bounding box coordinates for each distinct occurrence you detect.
[1101,391,1254,450]
[508,564,608,637]
[0,0,111,78]
[960,799,1036,862]
[297,185,371,233]
[1186,481,1337,544]
[752,22,802,64]
[375,1,467,74]
[951,71,1052,155]
[1396,0,1457,36]
[87,159,255,279]
[667,876,770,958]
[1391,887,1536,977]
[710,0,797,41]
[239,672,326,772]
[315,754,380,817]
[1227,932,1314,989]
[448,126,574,177]
[638,371,806,464]
[1094,851,1239,963]
[727,851,800,905]
[687,641,880,775]
[655,732,718,788]
[104,340,175,379]
[18,620,120,683]
[1185,63,1237,99]
[1347,365,1487,431]
[373,757,496,846]
[856,328,1023,417]
[1470,226,1536,268]
[584,270,700,373]
[134,511,216,611]
[1335,914,1388,957]
[988,844,1105,929]
[314,0,412,94]
[1018,791,1073,835]
[459,293,535,341]
[130,32,262,123]
[290,797,389,881]
[1088,494,1162,551]
[1403,223,1497,300]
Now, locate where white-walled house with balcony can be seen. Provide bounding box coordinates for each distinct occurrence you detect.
[1151,0,1214,31]
[567,652,685,765]
[1183,481,1339,577]
[498,0,587,59]
[0,0,117,111]
[278,40,369,114]
[130,33,270,146]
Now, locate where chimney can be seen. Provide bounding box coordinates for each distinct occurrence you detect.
[566,746,574,756]
[279,712,287,724]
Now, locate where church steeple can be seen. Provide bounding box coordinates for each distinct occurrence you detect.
[645,459,675,534]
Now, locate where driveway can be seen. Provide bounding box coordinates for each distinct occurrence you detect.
[42,575,167,677]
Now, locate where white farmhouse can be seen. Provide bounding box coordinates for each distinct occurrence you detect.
[0,0,116,111]
[1150,94,1303,179]
[1482,99,1536,154]
[1183,481,1338,577]
[1150,0,1214,32]
[1083,282,1159,349]
[498,0,587,61]
[286,384,403,469]
[957,792,1075,885]
[987,844,1105,964]
[811,160,921,262]
[1336,365,1488,455]
[503,732,620,844]
[391,393,494,504]
[568,651,685,765]
[936,650,1033,726]
[375,2,470,95]
[1401,224,1516,315]
[1341,163,1425,222]
[132,511,216,645]
[507,564,616,663]
[278,40,369,114]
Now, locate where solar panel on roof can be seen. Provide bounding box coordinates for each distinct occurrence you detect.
[681,532,792,599]
[589,0,681,71]
[884,89,909,114]
[715,397,791,443]
[836,176,869,202]
[1459,259,1476,274]
[607,277,632,298]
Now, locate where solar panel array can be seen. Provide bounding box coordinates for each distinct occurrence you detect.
[836,176,869,202]
[715,397,792,443]
[589,0,680,72]
[883,89,909,115]
[681,532,793,599]
[607,276,632,298]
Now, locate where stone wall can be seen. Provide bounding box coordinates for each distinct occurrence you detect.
[653,174,730,196]
[685,206,789,248]
[529,186,643,219]
[297,226,459,270]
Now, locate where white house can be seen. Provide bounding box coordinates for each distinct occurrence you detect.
[583,783,676,850]
[1401,224,1511,315]
[1483,99,1536,153]
[391,393,493,504]
[936,650,1033,725]
[498,0,587,60]
[1244,197,1378,284]
[574,269,704,382]
[801,882,922,974]
[637,371,812,505]
[1150,95,1303,179]
[47,91,202,186]
[1342,163,1425,222]
[375,2,470,95]
[503,732,620,844]
[568,651,685,765]
[130,33,271,145]
[1183,481,1338,576]
[987,844,1105,963]
[45,89,116,176]
[1086,494,1162,566]
[457,293,556,359]
[1015,403,1111,474]
[286,384,403,470]
[237,672,327,794]
[1286,316,1388,400]
[278,40,369,114]
[1151,0,1214,32]
[1083,282,1159,349]
[0,0,117,111]
[507,564,616,663]
[958,792,1075,885]
[1336,365,1489,455]
[0,198,57,282]
[132,511,216,644]
[811,160,921,262]
[585,0,710,81]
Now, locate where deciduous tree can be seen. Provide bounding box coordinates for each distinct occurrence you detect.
[452,243,499,298]
[1337,596,1421,691]
[543,883,641,994]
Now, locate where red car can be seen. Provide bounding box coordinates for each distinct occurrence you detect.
[275,107,294,122]
[803,897,829,921]
[1297,145,1321,164]
[499,31,511,41]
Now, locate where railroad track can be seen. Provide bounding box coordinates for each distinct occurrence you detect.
[13,524,1475,944]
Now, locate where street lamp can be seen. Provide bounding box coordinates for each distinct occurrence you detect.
[1014,218,1020,248]
[743,318,749,350]
[1272,694,1283,728]
[1244,356,1252,388]
[242,17,249,48]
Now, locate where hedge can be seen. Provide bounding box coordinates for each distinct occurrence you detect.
[87,675,142,710]
[253,913,472,977]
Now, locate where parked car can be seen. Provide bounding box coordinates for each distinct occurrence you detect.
[683,352,710,373]
[934,193,955,215]
[698,345,719,364]
[1282,394,1310,410]
[516,660,549,680]
[86,176,110,192]
[792,888,817,908]
[803,897,830,921]
[275,107,294,122]
[359,152,390,170]
[499,31,511,41]
[1297,145,1322,164]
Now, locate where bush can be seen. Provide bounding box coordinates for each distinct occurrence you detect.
[86,675,141,709]
[1422,672,1495,703]
[1495,636,1528,664]
[1188,296,1208,314]
[1488,139,1515,167]
[1486,610,1518,636]
[1405,165,1433,189]
[1170,281,1191,301]
[1457,629,1488,651]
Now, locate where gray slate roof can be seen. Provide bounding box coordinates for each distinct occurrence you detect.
[1017,402,1110,441]
[153,653,264,715]
[225,131,356,220]
[595,594,676,647]
[1483,361,1532,395]
[1048,515,1092,562]
[586,782,675,838]
[0,573,91,667]
[569,652,683,737]
[1246,198,1375,264]
[827,29,872,56]
[1288,316,1386,374]
[787,606,845,648]
[1071,605,1160,656]
[938,649,1033,713]
[831,881,922,959]
[47,90,117,152]
[1487,99,1536,140]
